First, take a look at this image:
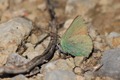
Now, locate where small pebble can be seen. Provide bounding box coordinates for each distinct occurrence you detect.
[74,67,82,75]
[106,32,120,48]
[84,71,94,80]
[59,19,73,36]
[5,53,29,67]
[41,59,74,73]
[11,74,28,80]
[76,75,85,80]
[66,57,75,69]
[96,48,120,79]
[30,34,38,45]
[37,2,46,11]
[74,56,84,66]
[45,70,76,80]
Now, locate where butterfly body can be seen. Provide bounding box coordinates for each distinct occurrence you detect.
[60,16,93,57]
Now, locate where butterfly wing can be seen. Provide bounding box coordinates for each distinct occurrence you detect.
[60,16,93,57]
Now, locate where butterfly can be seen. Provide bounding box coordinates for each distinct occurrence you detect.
[60,16,93,57]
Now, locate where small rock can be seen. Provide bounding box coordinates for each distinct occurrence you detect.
[25,43,34,48]
[41,59,74,73]
[93,51,102,58]
[0,54,9,66]
[84,71,94,80]
[23,51,40,60]
[92,34,105,51]
[95,77,101,80]
[74,67,82,75]
[41,61,56,73]
[0,17,33,66]
[29,74,44,80]
[30,34,38,45]
[65,3,75,15]
[96,48,120,79]
[95,77,113,80]
[0,0,9,11]
[36,74,44,80]
[108,32,120,38]
[51,50,61,60]
[59,19,73,36]
[27,13,36,21]
[37,2,46,11]
[1,10,12,22]
[0,78,10,80]
[11,74,28,80]
[14,0,23,4]
[5,53,29,67]
[65,0,98,17]
[35,44,45,54]
[13,9,29,17]
[45,70,76,80]
[99,0,113,5]
[94,41,104,51]
[106,32,120,48]
[0,17,33,54]
[66,58,75,69]
[41,37,50,49]
[74,56,84,66]
[95,36,102,42]
[23,35,50,59]
[63,19,73,29]
[23,43,40,60]
[88,26,98,40]
[76,75,85,80]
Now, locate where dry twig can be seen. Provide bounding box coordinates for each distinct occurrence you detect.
[0,0,57,76]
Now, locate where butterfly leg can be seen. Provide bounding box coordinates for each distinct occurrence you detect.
[79,56,103,74]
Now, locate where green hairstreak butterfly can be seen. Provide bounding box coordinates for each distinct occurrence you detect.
[60,16,93,57]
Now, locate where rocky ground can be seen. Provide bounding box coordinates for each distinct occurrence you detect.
[0,0,120,80]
